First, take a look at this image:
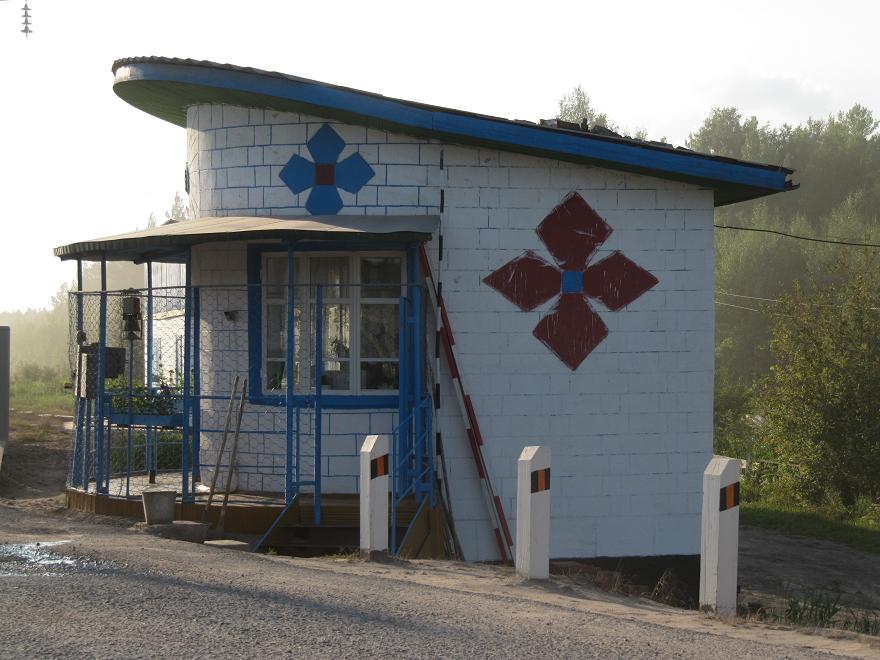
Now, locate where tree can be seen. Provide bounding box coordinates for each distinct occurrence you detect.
[165,191,189,224]
[756,250,880,506]
[557,85,612,129]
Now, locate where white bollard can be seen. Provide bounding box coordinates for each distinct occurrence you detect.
[516,445,550,580]
[700,456,742,616]
[359,434,390,559]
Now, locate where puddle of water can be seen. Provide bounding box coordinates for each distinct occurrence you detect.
[0,541,114,577]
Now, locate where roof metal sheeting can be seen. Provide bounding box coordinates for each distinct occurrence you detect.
[110,56,795,207]
[53,215,440,262]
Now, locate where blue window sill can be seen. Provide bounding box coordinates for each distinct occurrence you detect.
[249,393,398,409]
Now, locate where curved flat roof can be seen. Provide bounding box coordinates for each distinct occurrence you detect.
[111,57,795,207]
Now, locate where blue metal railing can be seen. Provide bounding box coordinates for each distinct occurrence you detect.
[390,394,434,555]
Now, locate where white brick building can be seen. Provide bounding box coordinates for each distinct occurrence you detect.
[56,57,793,562]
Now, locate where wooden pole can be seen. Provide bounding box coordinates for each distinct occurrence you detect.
[216,378,247,533]
[202,375,240,522]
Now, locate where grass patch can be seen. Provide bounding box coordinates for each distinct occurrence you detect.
[742,502,880,554]
[10,378,71,416]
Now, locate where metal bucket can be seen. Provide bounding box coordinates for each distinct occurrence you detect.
[141,489,177,525]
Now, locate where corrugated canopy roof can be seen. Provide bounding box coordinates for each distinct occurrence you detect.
[53,215,439,262]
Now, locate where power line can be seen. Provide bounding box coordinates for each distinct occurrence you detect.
[717,289,880,312]
[714,224,880,248]
[717,290,781,303]
[715,300,769,314]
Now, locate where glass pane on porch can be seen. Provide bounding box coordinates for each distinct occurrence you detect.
[266,361,285,390]
[312,361,351,391]
[318,304,350,359]
[360,361,399,391]
[266,304,285,358]
[361,256,402,298]
[360,303,398,359]
[310,256,350,299]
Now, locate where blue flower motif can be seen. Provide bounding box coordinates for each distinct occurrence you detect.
[279,124,375,215]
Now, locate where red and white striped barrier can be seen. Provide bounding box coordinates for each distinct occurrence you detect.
[419,244,514,563]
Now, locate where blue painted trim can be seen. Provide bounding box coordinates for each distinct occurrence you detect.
[114,60,793,196]
[246,245,264,398]
[247,241,412,401]
[246,393,398,409]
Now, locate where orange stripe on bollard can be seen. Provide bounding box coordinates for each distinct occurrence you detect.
[530,468,550,493]
[370,454,388,480]
[718,481,740,512]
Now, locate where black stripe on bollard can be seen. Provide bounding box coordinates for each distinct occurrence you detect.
[530,467,550,493]
[370,454,389,480]
[719,481,740,512]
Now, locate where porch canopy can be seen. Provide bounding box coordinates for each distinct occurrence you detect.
[54,214,440,263]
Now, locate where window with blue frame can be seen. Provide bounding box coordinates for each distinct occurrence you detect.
[260,251,404,395]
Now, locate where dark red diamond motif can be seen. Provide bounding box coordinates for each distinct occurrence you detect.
[533,295,608,370]
[483,192,659,369]
[537,191,612,270]
[583,251,659,311]
[482,251,561,311]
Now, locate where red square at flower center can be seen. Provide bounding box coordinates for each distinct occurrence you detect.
[315,163,335,185]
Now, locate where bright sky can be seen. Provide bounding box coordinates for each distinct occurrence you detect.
[0,0,877,311]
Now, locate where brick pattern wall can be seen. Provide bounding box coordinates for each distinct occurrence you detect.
[184,104,714,560]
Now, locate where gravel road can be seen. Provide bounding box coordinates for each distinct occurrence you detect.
[0,503,875,659]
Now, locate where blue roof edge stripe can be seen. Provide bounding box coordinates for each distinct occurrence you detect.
[114,59,792,193]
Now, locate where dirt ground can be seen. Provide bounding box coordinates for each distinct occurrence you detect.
[1,411,879,658]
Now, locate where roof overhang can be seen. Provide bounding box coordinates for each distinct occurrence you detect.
[54,215,439,263]
[111,57,796,207]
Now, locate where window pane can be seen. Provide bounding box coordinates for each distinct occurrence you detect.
[311,361,351,391]
[360,362,399,391]
[310,304,351,359]
[266,304,285,359]
[266,361,285,391]
[310,256,349,298]
[265,256,286,298]
[361,257,402,298]
[360,303,398,359]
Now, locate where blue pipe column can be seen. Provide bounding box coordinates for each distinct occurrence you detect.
[182,251,192,499]
[72,259,84,488]
[285,244,295,505]
[413,286,423,502]
[83,398,91,492]
[313,284,323,525]
[397,295,408,497]
[192,284,201,494]
[95,258,107,494]
[146,262,156,483]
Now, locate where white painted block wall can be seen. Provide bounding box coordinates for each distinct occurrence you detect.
[183,104,715,561]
